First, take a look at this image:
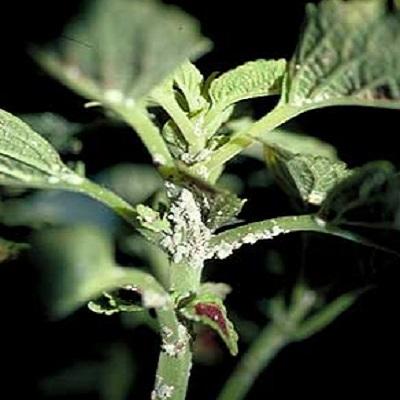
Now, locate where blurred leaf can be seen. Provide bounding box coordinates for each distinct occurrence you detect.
[31,225,167,318]
[0,237,28,263]
[35,0,211,107]
[209,59,286,111]
[98,163,162,205]
[40,343,134,399]
[20,113,83,154]
[180,292,239,356]
[287,0,400,109]
[318,161,400,253]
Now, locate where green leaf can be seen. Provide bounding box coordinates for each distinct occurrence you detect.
[264,141,351,205]
[35,0,211,107]
[98,163,163,205]
[0,109,82,189]
[209,59,287,111]
[88,289,144,316]
[0,237,28,263]
[287,0,400,109]
[20,113,83,154]
[180,292,239,356]
[174,61,208,113]
[31,225,167,318]
[261,128,338,161]
[0,109,168,232]
[319,160,398,225]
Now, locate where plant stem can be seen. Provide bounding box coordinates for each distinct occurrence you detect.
[217,323,288,400]
[152,261,202,400]
[152,91,204,154]
[210,214,387,255]
[192,104,302,181]
[217,285,316,400]
[116,106,174,168]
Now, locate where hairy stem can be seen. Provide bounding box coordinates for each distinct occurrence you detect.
[152,261,202,400]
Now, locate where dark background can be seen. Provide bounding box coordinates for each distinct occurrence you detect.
[1,1,400,399]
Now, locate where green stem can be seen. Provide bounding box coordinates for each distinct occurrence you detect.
[192,104,302,181]
[75,179,139,225]
[152,261,202,400]
[217,323,288,400]
[153,307,193,400]
[218,286,316,400]
[210,214,385,256]
[116,106,174,168]
[152,91,204,153]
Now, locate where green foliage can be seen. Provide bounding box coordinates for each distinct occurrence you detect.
[35,0,210,108]
[0,237,28,263]
[20,113,83,154]
[0,109,82,189]
[286,0,400,109]
[265,143,351,205]
[180,292,239,356]
[31,225,166,317]
[1,1,400,399]
[209,59,287,111]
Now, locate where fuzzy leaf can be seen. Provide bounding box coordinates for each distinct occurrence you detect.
[180,293,238,356]
[0,109,82,189]
[265,143,351,205]
[31,225,167,318]
[209,59,287,110]
[20,113,82,154]
[174,61,208,113]
[287,0,400,109]
[35,0,211,107]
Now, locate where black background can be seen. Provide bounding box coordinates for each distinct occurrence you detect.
[1,1,400,399]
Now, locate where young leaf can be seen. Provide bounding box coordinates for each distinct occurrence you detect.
[35,0,211,107]
[31,225,167,318]
[209,59,287,111]
[180,292,239,356]
[174,61,208,113]
[265,146,351,205]
[287,0,400,109]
